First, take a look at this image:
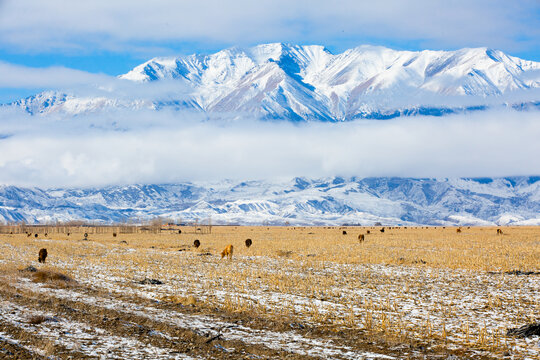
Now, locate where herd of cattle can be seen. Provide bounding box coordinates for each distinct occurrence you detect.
[32,227,506,263]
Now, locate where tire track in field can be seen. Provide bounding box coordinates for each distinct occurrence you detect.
[0,299,200,360]
[0,311,76,360]
[0,281,317,360]
[0,330,47,359]
[12,278,396,360]
[69,267,402,359]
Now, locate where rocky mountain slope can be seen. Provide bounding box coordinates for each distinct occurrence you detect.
[1,177,539,226]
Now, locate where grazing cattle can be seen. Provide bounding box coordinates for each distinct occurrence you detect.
[112,232,117,237]
[38,248,47,263]
[193,239,201,248]
[221,244,234,260]
[366,230,370,234]
[497,229,503,235]
[358,234,365,242]
[380,227,385,233]
[342,230,347,235]
[34,234,38,238]
[178,230,182,234]
[456,228,462,233]
[245,239,252,248]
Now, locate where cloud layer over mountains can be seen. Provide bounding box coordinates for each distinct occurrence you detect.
[0,106,539,188]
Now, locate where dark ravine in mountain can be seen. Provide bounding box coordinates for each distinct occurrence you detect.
[1,177,539,226]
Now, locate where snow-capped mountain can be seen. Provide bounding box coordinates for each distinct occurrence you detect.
[1,177,539,226]
[8,44,540,120]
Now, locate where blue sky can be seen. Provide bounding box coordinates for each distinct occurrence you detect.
[0,0,539,103]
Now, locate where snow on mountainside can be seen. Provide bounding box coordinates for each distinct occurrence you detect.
[1,177,539,226]
[7,44,540,120]
[10,91,154,115]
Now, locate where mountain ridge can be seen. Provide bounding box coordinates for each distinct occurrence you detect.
[1,177,539,226]
[6,43,540,120]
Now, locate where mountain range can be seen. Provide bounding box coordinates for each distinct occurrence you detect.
[7,43,540,121]
[1,177,539,226]
[2,45,540,226]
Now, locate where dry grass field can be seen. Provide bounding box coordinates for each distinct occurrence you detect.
[0,225,538,359]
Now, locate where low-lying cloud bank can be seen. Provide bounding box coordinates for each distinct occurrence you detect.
[0,107,538,188]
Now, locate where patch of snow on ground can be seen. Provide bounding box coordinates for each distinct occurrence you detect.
[0,300,199,360]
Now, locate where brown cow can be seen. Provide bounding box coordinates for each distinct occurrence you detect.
[245,239,252,248]
[497,228,503,235]
[456,228,462,233]
[38,248,47,263]
[358,234,365,242]
[193,239,201,248]
[221,244,234,260]
[342,230,347,235]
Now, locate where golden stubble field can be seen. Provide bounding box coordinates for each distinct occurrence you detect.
[0,225,538,359]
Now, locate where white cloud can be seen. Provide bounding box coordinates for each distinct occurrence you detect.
[0,61,111,89]
[0,1,538,57]
[0,108,538,188]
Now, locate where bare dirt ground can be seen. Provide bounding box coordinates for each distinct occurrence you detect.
[0,225,538,359]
